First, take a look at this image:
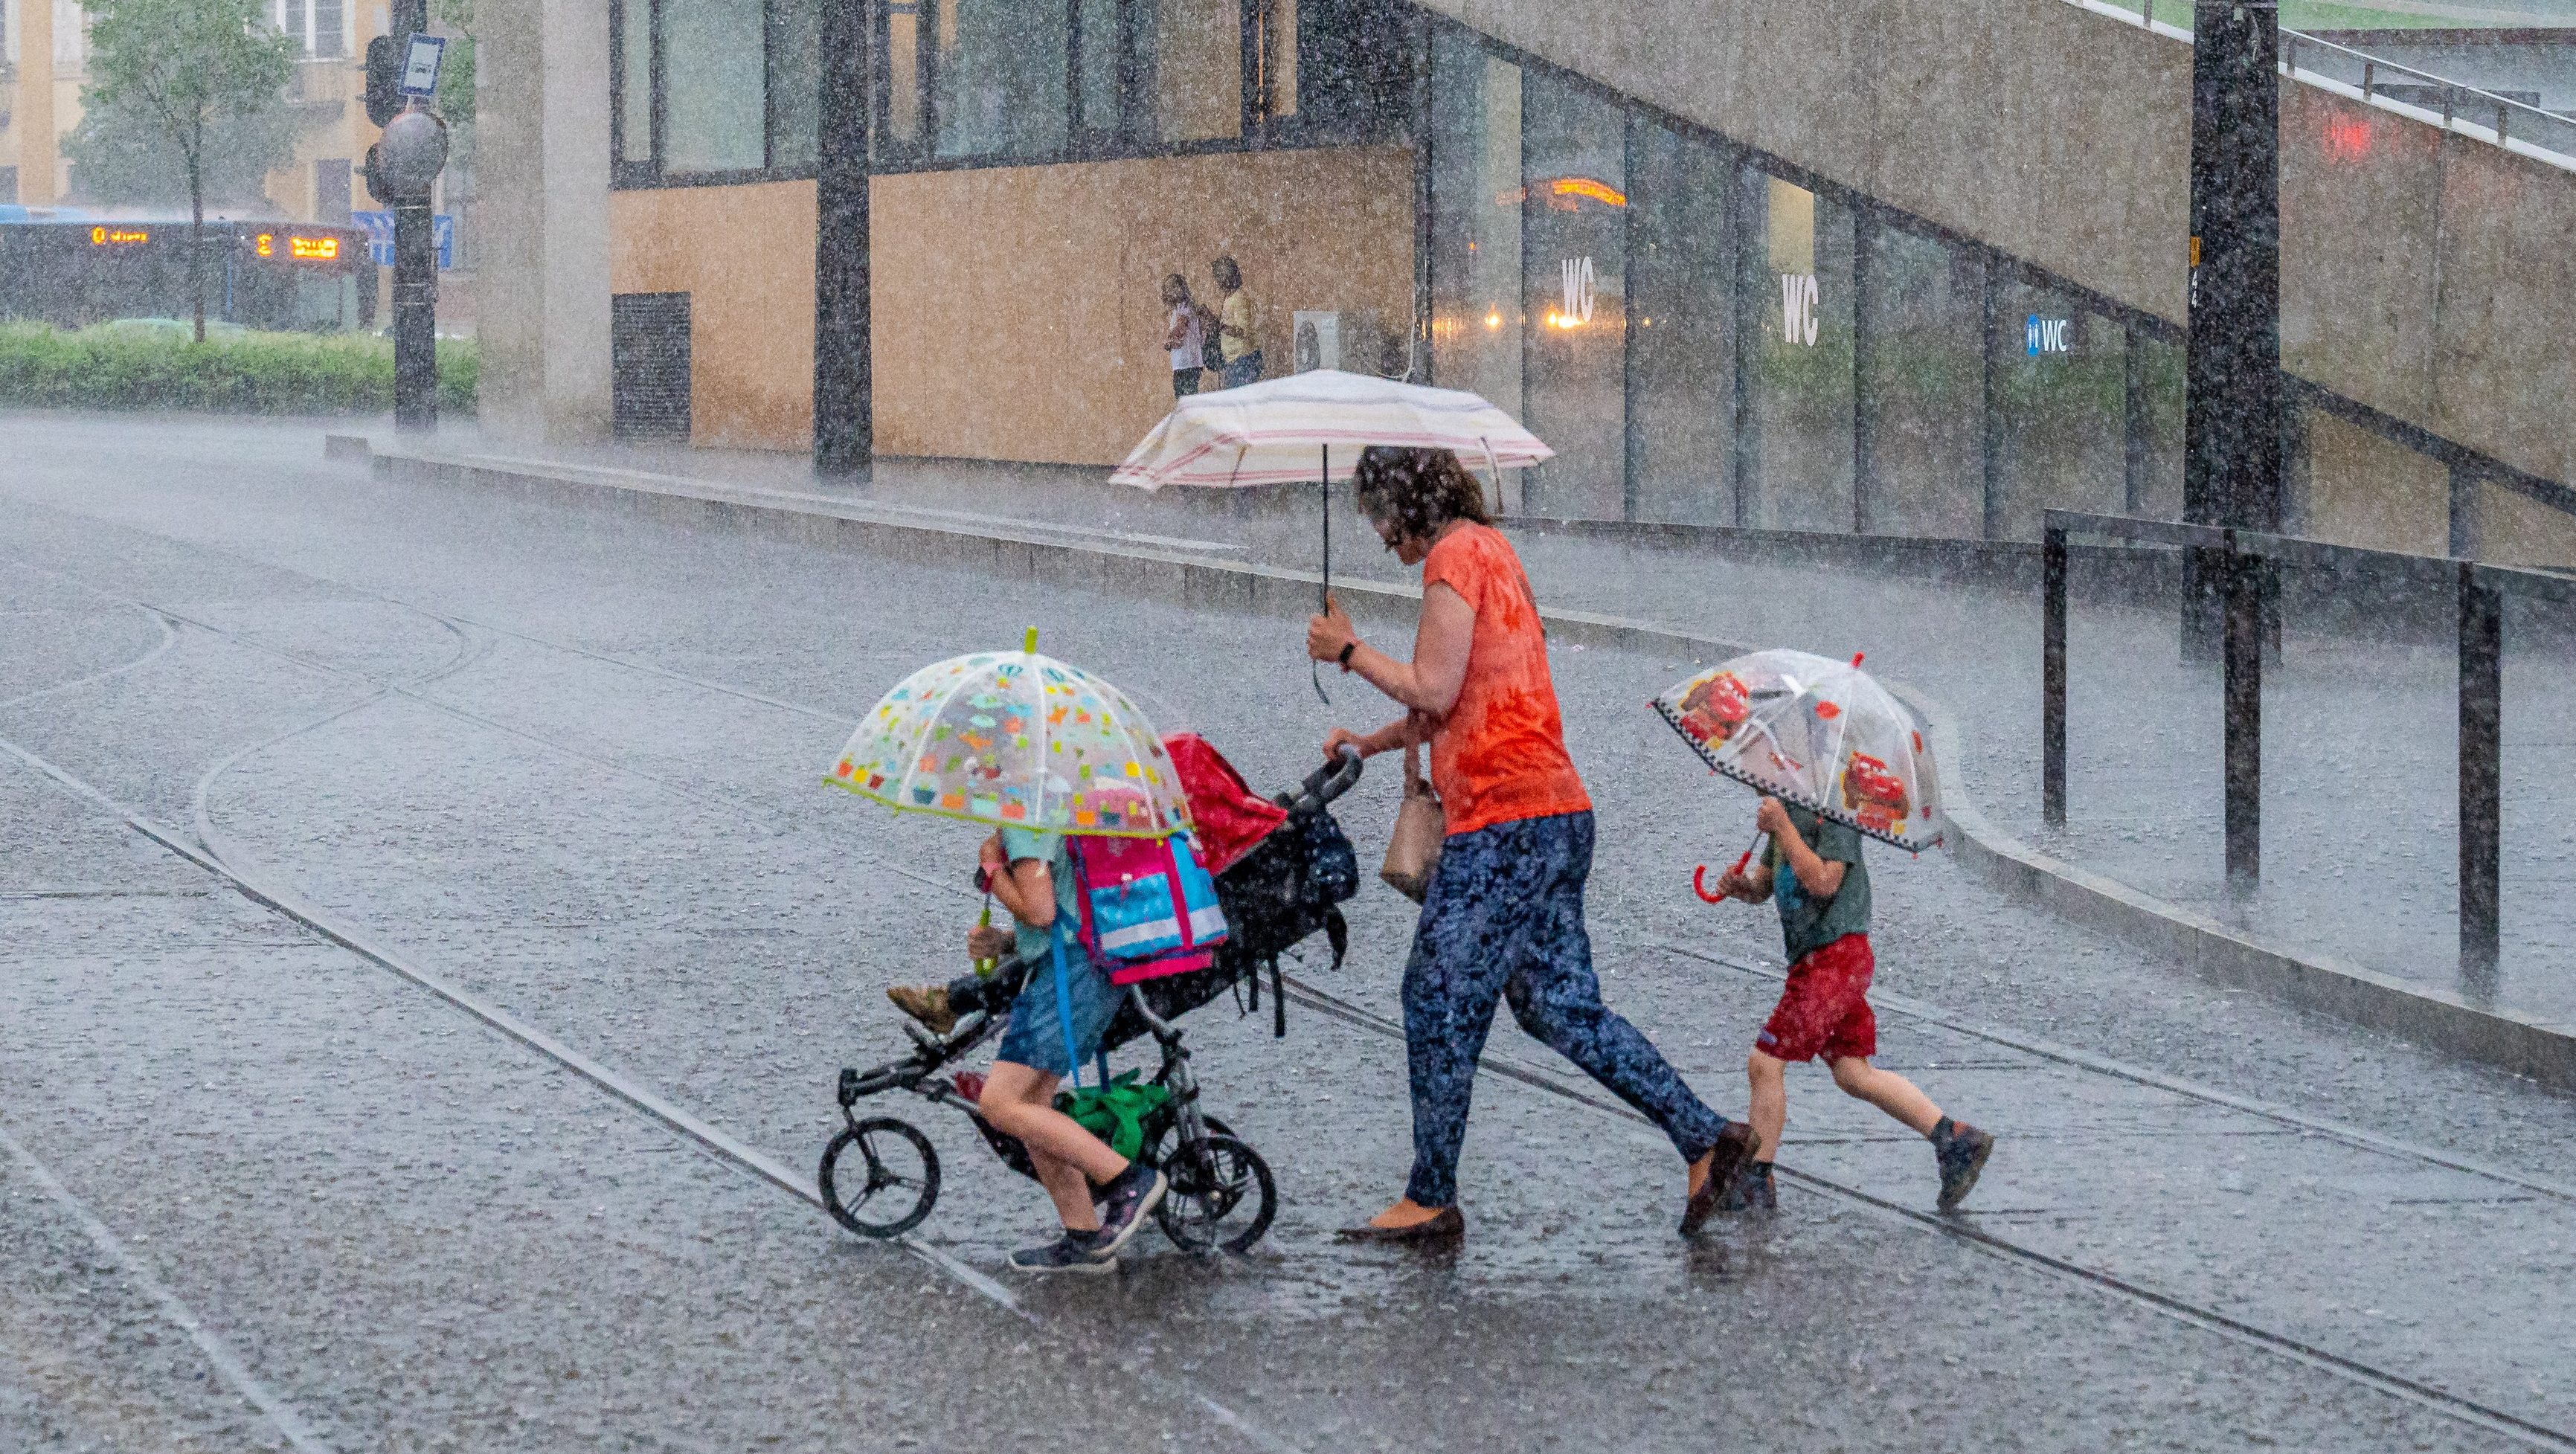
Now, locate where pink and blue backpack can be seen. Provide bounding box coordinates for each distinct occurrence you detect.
[1044,831,1230,1088]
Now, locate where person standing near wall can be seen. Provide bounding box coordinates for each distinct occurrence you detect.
[1212,256,1262,389]
[1161,274,1207,398]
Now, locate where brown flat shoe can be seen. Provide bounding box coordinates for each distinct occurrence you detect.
[886,985,957,1038]
[1334,1206,1464,1244]
[1680,1121,1758,1237]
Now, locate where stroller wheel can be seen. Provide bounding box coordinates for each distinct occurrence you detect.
[819,1117,941,1238]
[1152,1133,1276,1254]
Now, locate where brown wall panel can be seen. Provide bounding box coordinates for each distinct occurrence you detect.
[610,181,821,449]
[607,146,1415,461]
[870,145,1418,466]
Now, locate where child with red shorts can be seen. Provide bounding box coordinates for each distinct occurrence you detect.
[1712,796,1994,1212]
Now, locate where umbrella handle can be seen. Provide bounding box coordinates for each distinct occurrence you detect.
[1692,847,1760,904]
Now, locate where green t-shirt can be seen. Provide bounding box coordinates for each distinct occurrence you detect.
[998,826,1082,963]
[1765,805,1870,964]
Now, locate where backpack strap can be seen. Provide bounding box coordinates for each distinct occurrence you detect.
[1050,926,1086,1092]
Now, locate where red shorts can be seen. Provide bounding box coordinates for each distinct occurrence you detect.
[1755,933,1878,1064]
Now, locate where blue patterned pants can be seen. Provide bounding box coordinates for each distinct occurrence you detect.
[1401,810,1730,1208]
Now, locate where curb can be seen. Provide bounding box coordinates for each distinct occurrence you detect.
[356,437,2576,1093]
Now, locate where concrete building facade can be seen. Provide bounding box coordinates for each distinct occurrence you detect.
[472,0,2576,562]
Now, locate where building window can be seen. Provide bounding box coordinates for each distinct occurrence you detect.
[1626,118,1735,525]
[614,0,655,166]
[1519,69,1625,521]
[1146,0,1241,143]
[1857,220,1983,538]
[937,0,1072,161]
[1738,169,1856,533]
[1427,34,1521,503]
[610,0,821,180]
[768,0,822,169]
[664,0,768,173]
[315,0,344,58]
[1988,277,2126,540]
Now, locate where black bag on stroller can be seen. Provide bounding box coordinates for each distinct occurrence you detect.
[1102,751,1363,1050]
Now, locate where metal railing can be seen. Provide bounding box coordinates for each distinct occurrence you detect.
[2040,509,2576,991]
[2066,0,2576,168]
[2281,28,2576,165]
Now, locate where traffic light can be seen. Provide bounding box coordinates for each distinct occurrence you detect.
[364,34,404,126]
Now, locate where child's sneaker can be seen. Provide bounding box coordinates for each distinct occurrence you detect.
[1723,1162,1777,1213]
[1933,1119,1994,1212]
[1007,1231,1117,1274]
[1090,1162,1168,1258]
[886,985,957,1036]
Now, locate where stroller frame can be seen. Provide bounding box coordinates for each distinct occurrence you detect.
[820,979,1276,1252]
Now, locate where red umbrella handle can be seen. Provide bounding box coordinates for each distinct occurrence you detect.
[1692,851,1756,904]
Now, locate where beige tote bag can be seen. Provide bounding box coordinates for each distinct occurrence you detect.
[1379,740,1446,903]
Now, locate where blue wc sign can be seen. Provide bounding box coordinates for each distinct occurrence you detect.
[2026,315,2073,356]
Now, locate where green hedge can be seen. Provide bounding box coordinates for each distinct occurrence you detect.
[0,324,476,415]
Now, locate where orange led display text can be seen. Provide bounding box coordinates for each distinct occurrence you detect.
[89,227,151,245]
[289,235,339,260]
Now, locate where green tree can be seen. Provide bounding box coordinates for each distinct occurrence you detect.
[79,0,297,342]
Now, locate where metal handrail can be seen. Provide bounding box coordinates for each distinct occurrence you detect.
[2278,28,2575,161]
[2069,0,2576,167]
[2039,508,2542,980]
[2043,509,2576,606]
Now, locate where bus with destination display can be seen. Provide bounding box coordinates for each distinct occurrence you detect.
[0,210,374,332]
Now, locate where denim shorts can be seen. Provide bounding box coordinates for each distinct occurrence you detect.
[995,948,1125,1077]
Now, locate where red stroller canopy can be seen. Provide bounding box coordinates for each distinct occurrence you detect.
[1164,733,1289,875]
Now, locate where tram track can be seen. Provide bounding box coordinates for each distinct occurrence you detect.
[4,548,2573,1450]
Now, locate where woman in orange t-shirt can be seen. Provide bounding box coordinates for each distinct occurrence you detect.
[1306,447,1754,1244]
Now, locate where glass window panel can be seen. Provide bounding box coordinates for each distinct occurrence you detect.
[1626,119,1734,526]
[768,0,821,170]
[881,0,923,152]
[2132,328,2183,519]
[937,0,1070,159]
[1285,0,1407,144]
[664,0,767,171]
[315,0,343,57]
[1990,278,2125,540]
[1427,38,1521,509]
[1520,71,1625,521]
[617,0,654,162]
[1739,170,1856,532]
[1265,0,1294,117]
[1075,0,1119,137]
[1857,222,1982,538]
[1150,0,1240,143]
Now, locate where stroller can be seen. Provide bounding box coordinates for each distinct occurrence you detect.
[818,744,1363,1254]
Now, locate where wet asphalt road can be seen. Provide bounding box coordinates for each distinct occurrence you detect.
[4,413,2575,1453]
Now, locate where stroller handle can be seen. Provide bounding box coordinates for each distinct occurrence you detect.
[1284,746,1366,813]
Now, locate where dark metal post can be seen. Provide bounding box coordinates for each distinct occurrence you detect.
[813,0,874,479]
[2043,523,2069,826]
[391,0,437,433]
[2182,0,2283,655]
[2222,533,2263,887]
[2458,562,2502,992]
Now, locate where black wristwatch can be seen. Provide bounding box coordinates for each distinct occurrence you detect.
[1336,640,1357,669]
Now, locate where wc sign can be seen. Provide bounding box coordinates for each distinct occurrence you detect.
[2026,315,2074,356]
[1558,257,1598,326]
[1779,273,1819,347]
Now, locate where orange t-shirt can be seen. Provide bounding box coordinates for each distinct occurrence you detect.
[1419,523,1592,836]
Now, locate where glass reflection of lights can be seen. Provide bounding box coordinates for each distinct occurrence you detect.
[1549,176,1626,208]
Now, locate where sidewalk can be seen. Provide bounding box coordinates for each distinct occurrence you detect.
[359,428,2576,1043]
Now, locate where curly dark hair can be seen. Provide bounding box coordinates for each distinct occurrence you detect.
[1351,446,1493,544]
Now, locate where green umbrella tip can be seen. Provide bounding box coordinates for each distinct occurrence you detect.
[1024,626,1039,654]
